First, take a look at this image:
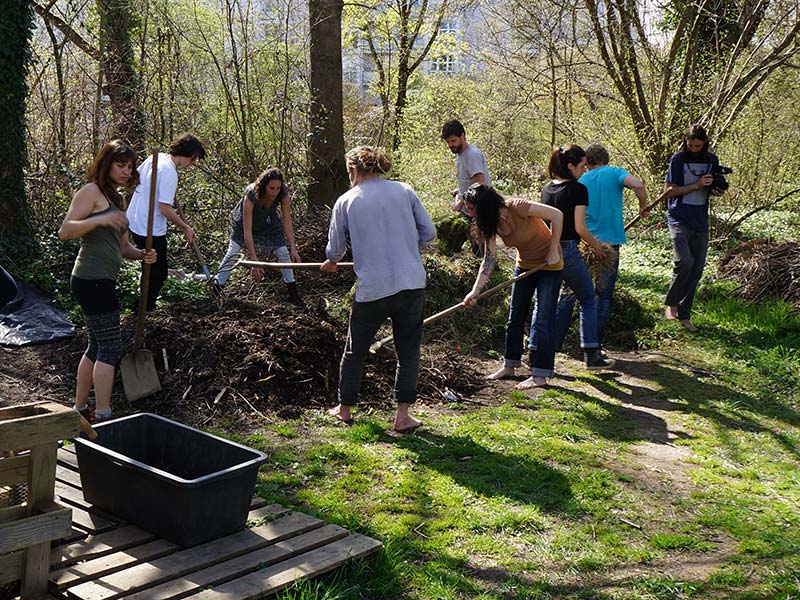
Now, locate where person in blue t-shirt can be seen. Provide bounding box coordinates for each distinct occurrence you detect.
[663,124,725,331]
[578,143,649,350]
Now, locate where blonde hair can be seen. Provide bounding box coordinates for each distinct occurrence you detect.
[345,146,391,176]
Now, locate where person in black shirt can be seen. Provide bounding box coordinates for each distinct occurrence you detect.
[531,145,615,370]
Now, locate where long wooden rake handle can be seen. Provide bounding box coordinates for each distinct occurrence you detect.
[236,260,355,269]
[369,262,548,354]
[624,188,671,232]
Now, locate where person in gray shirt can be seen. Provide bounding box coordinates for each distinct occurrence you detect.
[441,119,491,255]
[322,146,436,432]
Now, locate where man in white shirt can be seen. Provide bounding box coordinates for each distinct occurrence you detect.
[441,119,491,256]
[127,133,206,311]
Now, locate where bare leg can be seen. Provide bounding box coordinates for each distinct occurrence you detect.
[92,361,115,412]
[487,366,516,380]
[75,355,95,409]
[393,403,422,432]
[516,376,547,389]
[328,404,352,423]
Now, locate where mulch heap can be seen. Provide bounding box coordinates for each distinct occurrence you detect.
[130,295,484,427]
[718,239,800,307]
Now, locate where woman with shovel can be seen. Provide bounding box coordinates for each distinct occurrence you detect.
[211,167,303,305]
[462,184,563,389]
[59,140,157,422]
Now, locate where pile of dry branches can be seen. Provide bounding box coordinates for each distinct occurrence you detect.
[719,239,800,307]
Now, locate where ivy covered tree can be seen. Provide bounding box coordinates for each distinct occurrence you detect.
[0,0,34,236]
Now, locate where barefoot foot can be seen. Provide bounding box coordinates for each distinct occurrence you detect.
[487,366,516,380]
[393,415,422,433]
[327,405,352,424]
[665,305,678,320]
[680,319,698,332]
[516,376,547,390]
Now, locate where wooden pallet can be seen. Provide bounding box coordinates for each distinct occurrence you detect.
[46,446,381,599]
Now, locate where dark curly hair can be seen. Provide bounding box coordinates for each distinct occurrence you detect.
[252,167,288,206]
[463,183,505,240]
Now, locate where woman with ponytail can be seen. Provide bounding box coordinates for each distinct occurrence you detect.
[531,145,615,369]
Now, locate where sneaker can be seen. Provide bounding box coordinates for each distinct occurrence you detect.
[585,348,615,370]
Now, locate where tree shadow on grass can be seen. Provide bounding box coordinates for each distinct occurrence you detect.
[579,357,800,461]
[389,430,576,514]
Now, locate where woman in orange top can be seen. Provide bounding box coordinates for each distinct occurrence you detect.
[463,184,563,388]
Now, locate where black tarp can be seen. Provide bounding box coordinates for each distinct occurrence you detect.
[0,266,75,346]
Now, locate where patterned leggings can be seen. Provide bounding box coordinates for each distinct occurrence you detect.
[83,311,122,366]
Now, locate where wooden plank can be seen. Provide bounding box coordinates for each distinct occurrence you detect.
[54,528,90,546]
[57,449,80,472]
[50,539,180,591]
[189,534,383,600]
[249,497,267,510]
[64,512,324,600]
[51,505,288,578]
[0,507,73,555]
[61,504,117,537]
[51,525,157,568]
[22,442,60,597]
[0,405,79,451]
[0,504,29,524]
[55,466,83,490]
[0,548,23,586]
[124,524,350,600]
[0,454,29,486]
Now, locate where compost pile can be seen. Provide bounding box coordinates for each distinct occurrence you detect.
[130,296,483,426]
[719,239,800,307]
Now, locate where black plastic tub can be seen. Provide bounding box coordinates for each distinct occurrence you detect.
[73,413,268,547]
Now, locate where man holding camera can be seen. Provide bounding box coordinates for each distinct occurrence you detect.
[663,123,726,331]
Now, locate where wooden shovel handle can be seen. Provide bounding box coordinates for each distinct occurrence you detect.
[370,262,548,353]
[134,150,159,352]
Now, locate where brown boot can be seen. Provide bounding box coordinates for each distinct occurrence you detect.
[286,281,304,306]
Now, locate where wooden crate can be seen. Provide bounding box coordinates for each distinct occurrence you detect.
[1,402,79,598]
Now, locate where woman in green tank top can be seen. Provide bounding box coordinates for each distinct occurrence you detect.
[59,140,157,422]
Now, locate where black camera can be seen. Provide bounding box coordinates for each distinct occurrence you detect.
[710,165,732,191]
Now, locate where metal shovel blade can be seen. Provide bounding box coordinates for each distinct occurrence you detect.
[120,349,162,401]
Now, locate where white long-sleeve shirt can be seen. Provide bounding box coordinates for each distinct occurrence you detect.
[326,178,436,302]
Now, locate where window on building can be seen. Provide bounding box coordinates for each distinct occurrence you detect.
[430,55,456,74]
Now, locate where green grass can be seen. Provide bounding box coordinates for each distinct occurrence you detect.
[213,214,800,599]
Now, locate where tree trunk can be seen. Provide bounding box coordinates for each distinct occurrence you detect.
[307,0,348,207]
[97,0,145,150]
[0,0,34,236]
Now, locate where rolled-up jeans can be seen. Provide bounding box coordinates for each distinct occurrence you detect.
[504,267,562,378]
[214,239,295,286]
[665,223,708,320]
[532,240,599,351]
[338,288,425,406]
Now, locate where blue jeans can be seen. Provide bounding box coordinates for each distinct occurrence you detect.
[531,241,599,351]
[665,224,708,320]
[504,267,562,378]
[594,245,620,346]
[556,244,619,350]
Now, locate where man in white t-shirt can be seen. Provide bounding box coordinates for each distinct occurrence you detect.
[127,133,206,311]
[441,119,491,256]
